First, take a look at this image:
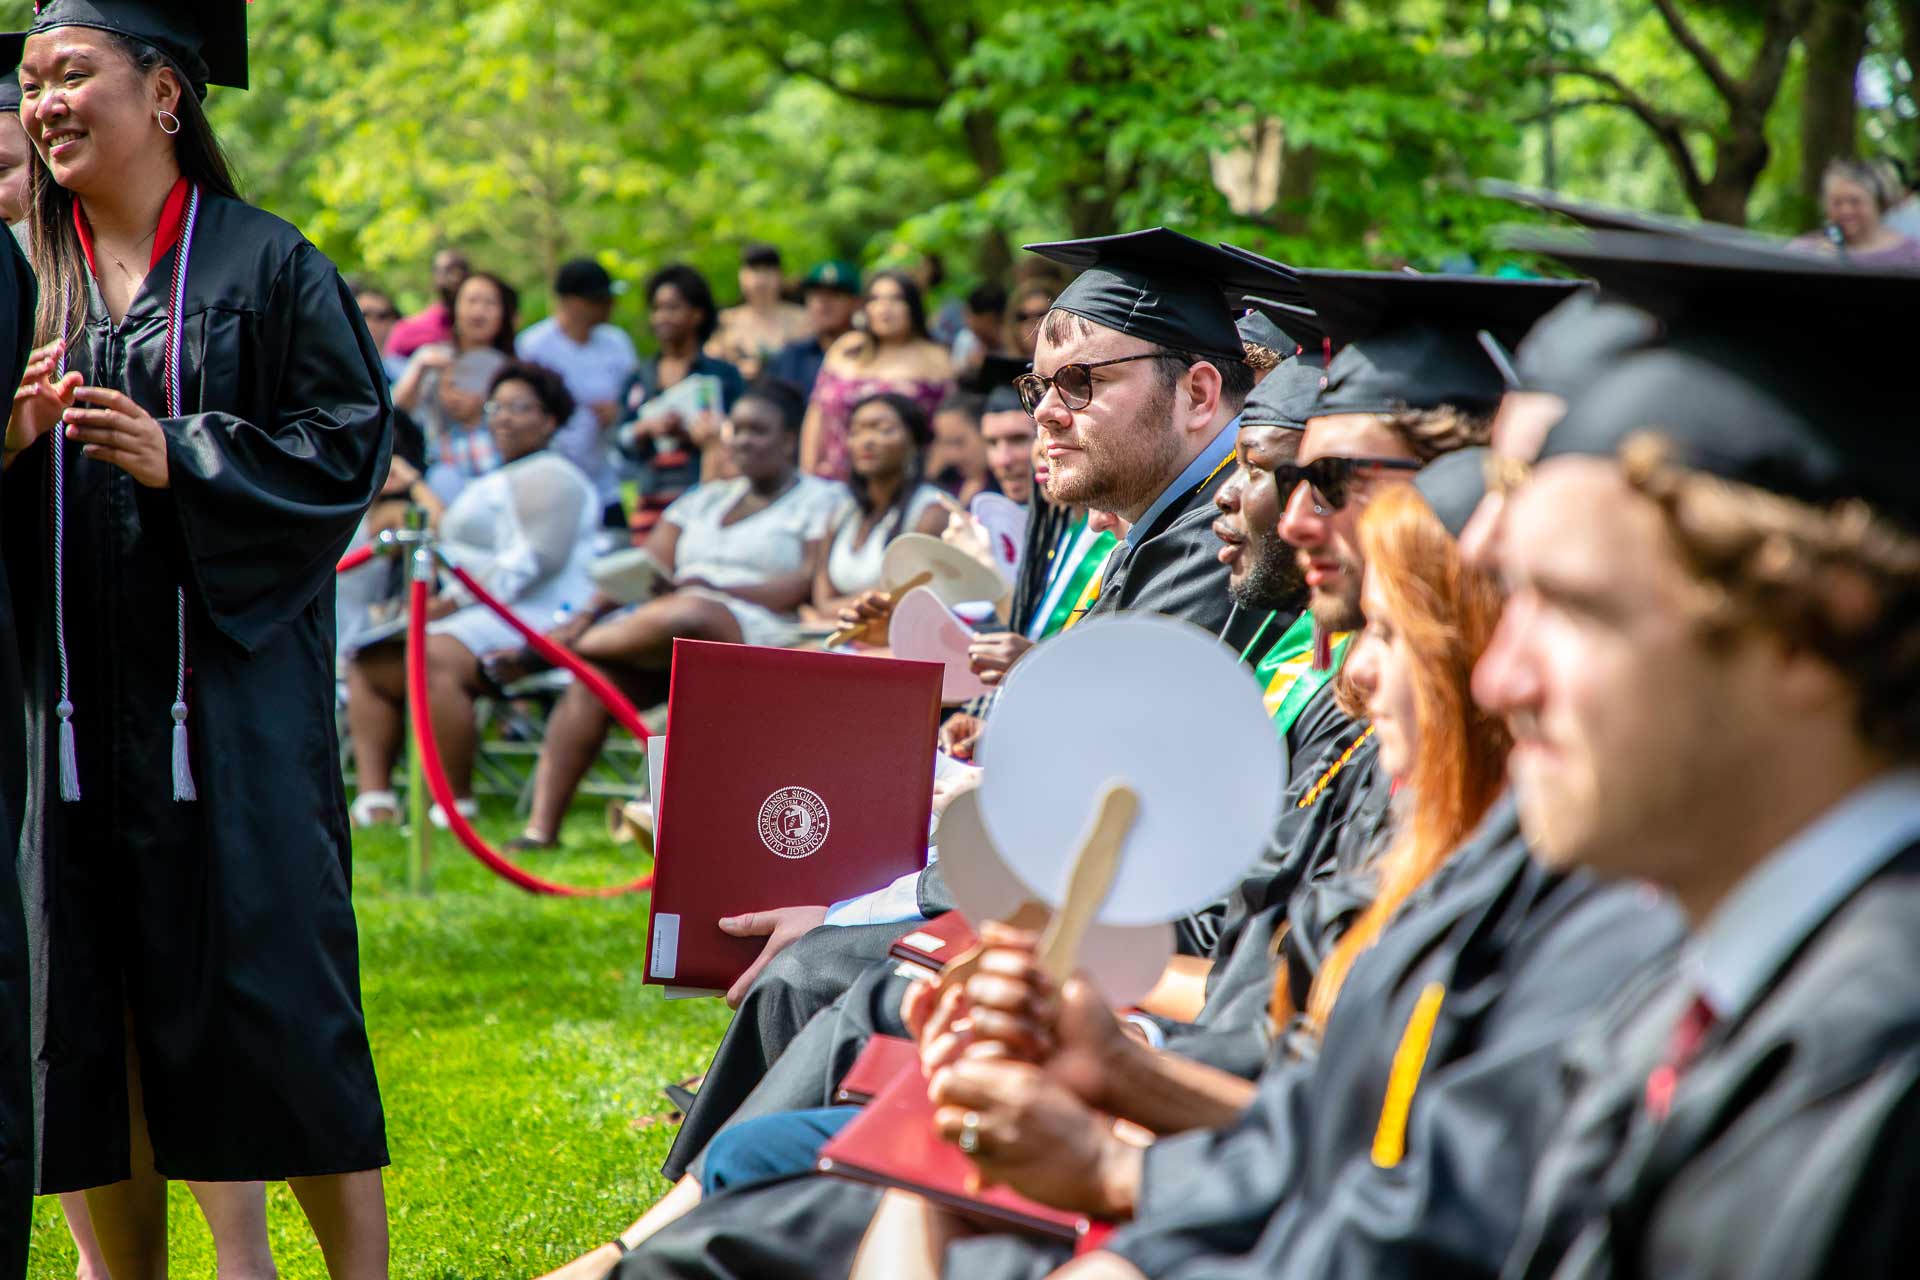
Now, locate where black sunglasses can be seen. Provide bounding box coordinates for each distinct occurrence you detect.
[1271,456,1422,512]
[1014,353,1187,415]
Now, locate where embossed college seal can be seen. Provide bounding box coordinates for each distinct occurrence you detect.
[757,786,831,859]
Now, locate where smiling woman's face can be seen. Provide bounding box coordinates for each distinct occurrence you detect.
[19,27,178,199]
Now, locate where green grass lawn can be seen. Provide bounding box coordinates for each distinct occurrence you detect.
[27,798,732,1279]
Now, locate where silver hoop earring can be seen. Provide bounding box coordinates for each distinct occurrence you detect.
[157,109,181,136]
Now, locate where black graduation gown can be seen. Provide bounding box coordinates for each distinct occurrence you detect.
[1082,800,1683,1280]
[1081,450,1263,656]
[0,194,392,1189]
[1505,840,1920,1280]
[0,228,39,1280]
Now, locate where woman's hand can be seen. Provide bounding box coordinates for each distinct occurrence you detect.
[929,1056,1142,1217]
[930,761,982,816]
[968,632,1033,686]
[64,386,169,487]
[938,713,985,761]
[7,341,82,458]
[837,589,895,643]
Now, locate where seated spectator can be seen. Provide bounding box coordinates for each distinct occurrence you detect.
[350,280,410,384]
[394,270,520,502]
[807,392,952,622]
[518,258,641,529]
[511,382,840,850]
[765,260,862,397]
[1791,158,1920,265]
[617,263,747,536]
[950,280,1010,371]
[979,385,1038,506]
[707,242,810,380]
[927,391,995,506]
[799,270,953,480]
[1006,278,1059,360]
[387,246,469,358]
[346,362,598,828]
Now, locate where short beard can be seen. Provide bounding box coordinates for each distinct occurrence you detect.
[1228,533,1306,612]
[1048,378,1181,516]
[1308,579,1365,632]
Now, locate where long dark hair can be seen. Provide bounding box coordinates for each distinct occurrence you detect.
[845,391,931,533]
[863,269,930,345]
[1008,485,1071,632]
[29,35,241,345]
[458,271,520,356]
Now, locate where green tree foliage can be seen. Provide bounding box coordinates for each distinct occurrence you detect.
[0,0,1911,316]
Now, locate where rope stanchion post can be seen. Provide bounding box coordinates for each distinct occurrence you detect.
[404,505,433,896]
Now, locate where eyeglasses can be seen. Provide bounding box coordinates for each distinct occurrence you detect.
[1272,456,1422,513]
[361,307,398,322]
[1014,353,1187,415]
[484,398,543,420]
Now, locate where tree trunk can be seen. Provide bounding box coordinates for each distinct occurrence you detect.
[1798,0,1870,199]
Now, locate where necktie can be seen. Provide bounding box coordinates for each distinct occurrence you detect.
[1643,992,1715,1122]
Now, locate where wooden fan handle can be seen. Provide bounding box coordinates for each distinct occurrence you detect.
[1037,781,1140,984]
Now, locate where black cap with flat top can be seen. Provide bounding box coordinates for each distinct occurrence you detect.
[1023,228,1302,362]
[1478,180,1787,251]
[1298,270,1587,416]
[1412,446,1491,538]
[1529,230,1920,529]
[1508,290,1660,399]
[0,71,18,115]
[1237,293,1327,364]
[1239,359,1324,432]
[3,1,248,97]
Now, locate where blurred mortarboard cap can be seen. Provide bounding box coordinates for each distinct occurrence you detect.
[1023,227,1298,362]
[1478,180,1786,250]
[982,383,1028,416]
[1412,446,1491,538]
[554,257,620,300]
[802,260,861,294]
[1299,270,1587,415]
[1239,358,1324,432]
[959,353,1032,397]
[1508,290,1660,400]
[0,71,18,115]
[4,1,250,97]
[1529,230,1920,529]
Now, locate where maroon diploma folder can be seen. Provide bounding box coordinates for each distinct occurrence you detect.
[643,640,943,994]
[816,1062,1094,1241]
[886,911,980,981]
[832,1034,922,1105]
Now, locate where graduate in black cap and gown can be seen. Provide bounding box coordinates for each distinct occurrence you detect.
[1,3,391,1274]
[0,73,29,231]
[1483,236,1920,1280]
[0,152,38,1280]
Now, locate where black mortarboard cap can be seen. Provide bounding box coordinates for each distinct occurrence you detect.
[1529,230,1920,529]
[3,1,248,98]
[1299,270,1587,416]
[1240,358,1325,432]
[982,383,1027,416]
[1508,290,1660,399]
[1478,180,1785,251]
[1236,294,1327,362]
[0,72,18,115]
[1413,446,1490,538]
[1024,228,1300,362]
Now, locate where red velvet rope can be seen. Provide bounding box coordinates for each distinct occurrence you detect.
[336,542,377,574]
[405,572,655,897]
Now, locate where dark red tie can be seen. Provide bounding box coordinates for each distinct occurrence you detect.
[1644,993,1716,1122]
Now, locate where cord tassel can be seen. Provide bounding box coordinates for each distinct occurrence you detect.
[56,700,80,801]
[1311,619,1334,672]
[170,699,196,802]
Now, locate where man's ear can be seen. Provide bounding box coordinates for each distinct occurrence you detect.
[1183,359,1224,430]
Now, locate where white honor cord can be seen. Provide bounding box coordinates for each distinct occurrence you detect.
[51,295,78,800]
[165,186,199,802]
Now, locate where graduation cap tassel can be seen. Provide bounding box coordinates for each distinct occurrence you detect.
[50,291,80,802]
[163,187,201,804]
[1311,619,1334,673]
